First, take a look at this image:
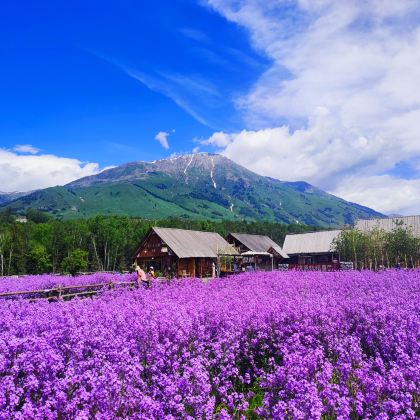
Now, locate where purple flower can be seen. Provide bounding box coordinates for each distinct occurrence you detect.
[0,270,418,418]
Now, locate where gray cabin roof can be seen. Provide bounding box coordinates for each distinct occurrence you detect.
[282,230,342,255]
[268,245,290,259]
[355,215,420,238]
[229,233,288,258]
[152,227,239,258]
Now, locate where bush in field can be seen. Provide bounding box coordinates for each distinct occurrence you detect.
[0,270,419,418]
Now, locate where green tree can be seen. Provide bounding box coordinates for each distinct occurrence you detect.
[334,229,368,269]
[26,244,52,274]
[385,224,417,268]
[0,229,11,276]
[0,208,14,224]
[26,208,52,224]
[61,249,89,275]
[335,223,419,270]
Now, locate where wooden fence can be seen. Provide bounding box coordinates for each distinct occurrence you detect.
[0,280,138,301]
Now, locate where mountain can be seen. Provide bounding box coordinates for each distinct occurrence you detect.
[2,153,384,227]
[0,191,31,205]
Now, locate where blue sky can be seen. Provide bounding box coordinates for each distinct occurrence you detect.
[1,0,420,215]
[0,0,268,166]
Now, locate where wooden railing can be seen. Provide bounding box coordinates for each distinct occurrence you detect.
[0,280,137,301]
[288,263,340,271]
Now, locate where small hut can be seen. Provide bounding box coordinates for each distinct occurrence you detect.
[133,227,238,278]
[227,233,289,271]
[282,230,341,269]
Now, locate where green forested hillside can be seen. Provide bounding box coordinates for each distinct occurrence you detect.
[2,153,383,227]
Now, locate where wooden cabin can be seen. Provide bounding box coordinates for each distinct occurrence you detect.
[282,230,341,270]
[133,227,239,278]
[227,233,289,271]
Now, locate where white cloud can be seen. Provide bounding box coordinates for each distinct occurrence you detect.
[13,144,40,154]
[334,175,420,215]
[0,148,102,192]
[154,131,170,149]
[203,0,420,215]
[201,131,234,148]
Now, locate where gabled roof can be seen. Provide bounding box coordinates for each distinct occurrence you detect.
[282,230,342,255]
[355,215,420,238]
[268,245,290,259]
[139,227,239,259]
[229,233,288,257]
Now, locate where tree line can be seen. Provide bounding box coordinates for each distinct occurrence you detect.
[334,223,420,270]
[0,209,317,276]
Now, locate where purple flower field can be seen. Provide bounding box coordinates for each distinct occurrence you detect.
[0,270,419,419]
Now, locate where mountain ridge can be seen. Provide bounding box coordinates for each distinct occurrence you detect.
[2,153,384,227]
[0,191,33,205]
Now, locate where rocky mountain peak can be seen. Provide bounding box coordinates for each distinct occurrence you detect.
[67,153,241,188]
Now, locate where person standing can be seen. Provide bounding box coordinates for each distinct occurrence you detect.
[148,266,156,280]
[135,265,149,289]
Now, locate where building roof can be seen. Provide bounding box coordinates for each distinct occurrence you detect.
[229,233,289,258]
[282,230,342,255]
[355,215,420,238]
[268,245,290,259]
[148,227,239,258]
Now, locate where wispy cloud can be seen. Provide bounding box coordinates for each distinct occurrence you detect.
[179,27,210,43]
[181,27,264,69]
[86,49,217,128]
[155,131,170,149]
[160,72,220,97]
[117,64,215,128]
[225,47,264,69]
[190,47,230,67]
[13,144,40,155]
